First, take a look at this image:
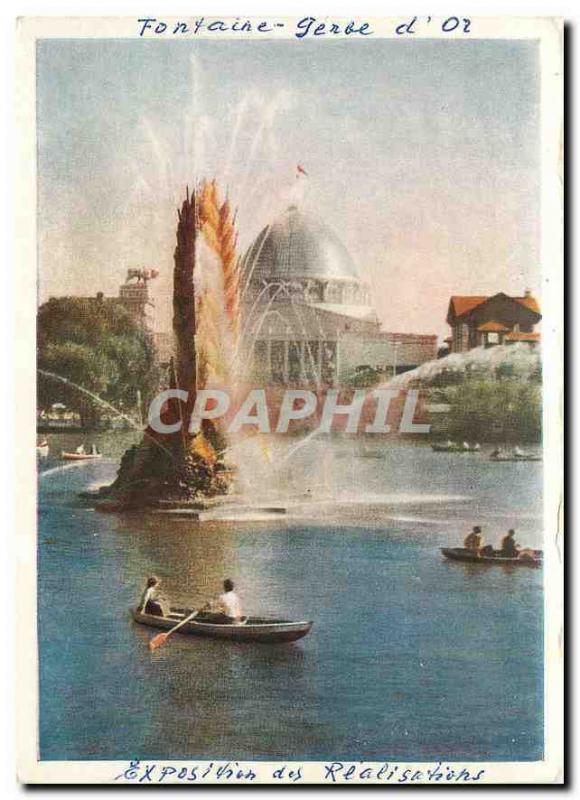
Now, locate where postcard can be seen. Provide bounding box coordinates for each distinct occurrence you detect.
[16,15,563,785]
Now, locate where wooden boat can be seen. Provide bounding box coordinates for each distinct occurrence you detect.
[460,442,480,452]
[361,446,384,459]
[489,453,541,462]
[433,441,480,453]
[61,451,103,461]
[431,441,459,452]
[441,547,542,567]
[132,607,313,643]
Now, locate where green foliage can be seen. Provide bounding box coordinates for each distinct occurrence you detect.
[431,380,542,443]
[529,360,543,384]
[37,297,161,426]
[427,369,466,388]
[346,364,381,388]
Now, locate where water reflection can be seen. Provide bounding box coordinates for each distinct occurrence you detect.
[136,628,311,758]
[38,436,544,761]
[112,515,235,606]
[444,560,537,578]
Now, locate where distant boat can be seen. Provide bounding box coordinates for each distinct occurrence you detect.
[132,607,313,643]
[441,547,542,568]
[460,442,480,452]
[361,445,384,458]
[431,441,459,452]
[490,448,541,462]
[36,440,49,457]
[431,441,480,453]
[61,451,103,461]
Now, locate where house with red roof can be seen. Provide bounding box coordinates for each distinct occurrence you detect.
[446,291,541,353]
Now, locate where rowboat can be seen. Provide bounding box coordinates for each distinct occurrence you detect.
[431,441,480,453]
[461,442,480,452]
[432,441,459,452]
[132,607,313,643]
[490,446,541,462]
[441,547,542,567]
[61,451,103,461]
[489,454,542,462]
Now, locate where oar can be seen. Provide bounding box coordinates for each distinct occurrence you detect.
[149,609,200,652]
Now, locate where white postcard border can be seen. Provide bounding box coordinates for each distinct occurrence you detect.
[16,14,563,785]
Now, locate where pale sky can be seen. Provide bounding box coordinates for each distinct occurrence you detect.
[37,37,540,340]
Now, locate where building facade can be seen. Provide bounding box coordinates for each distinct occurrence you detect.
[77,269,159,330]
[117,268,159,327]
[446,292,541,353]
[242,205,437,386]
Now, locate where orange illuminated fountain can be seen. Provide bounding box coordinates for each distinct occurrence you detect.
[97,181,241,510]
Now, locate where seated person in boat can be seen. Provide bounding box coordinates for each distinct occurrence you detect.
[219,579,243,621]
[480,544,495,557]
[200,579,245,624]
[500,529,519,558]
[464,526,483,553]
[75,443,86,455]
[139,576,170,617]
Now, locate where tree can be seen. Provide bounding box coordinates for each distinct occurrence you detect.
[430,380,541,443]
[37,297,161,427]
[346,364,381,388]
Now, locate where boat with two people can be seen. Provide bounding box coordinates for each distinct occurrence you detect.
[442,526,542,567]
[61,443,103,461]
[489,446,541,462]
[432,440,480,453]
[133,577,313,647]
[442,547,542,567]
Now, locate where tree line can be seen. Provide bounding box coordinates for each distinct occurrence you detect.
[37,297,162,429]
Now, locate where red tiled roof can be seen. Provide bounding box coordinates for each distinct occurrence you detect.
[449,296,488,318]
[514,295,541,314]
[449,293,541,320]
[504,331,541,342]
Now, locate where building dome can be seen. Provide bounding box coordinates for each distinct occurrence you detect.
[245,205,359,284]
[244,205,374,320]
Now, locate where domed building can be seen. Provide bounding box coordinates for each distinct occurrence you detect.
[245,205,376,322]
[242,205,437,386]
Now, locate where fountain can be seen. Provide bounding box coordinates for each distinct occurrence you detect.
[381,342,541,389]
[95,180,242,510]
[378,343,542,445]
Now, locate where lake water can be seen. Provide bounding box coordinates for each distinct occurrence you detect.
[38,433,543,761]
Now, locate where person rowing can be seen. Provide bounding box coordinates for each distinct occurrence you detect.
[200,579,245,625]
[500,529,520,558]
[217,578,244,623]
